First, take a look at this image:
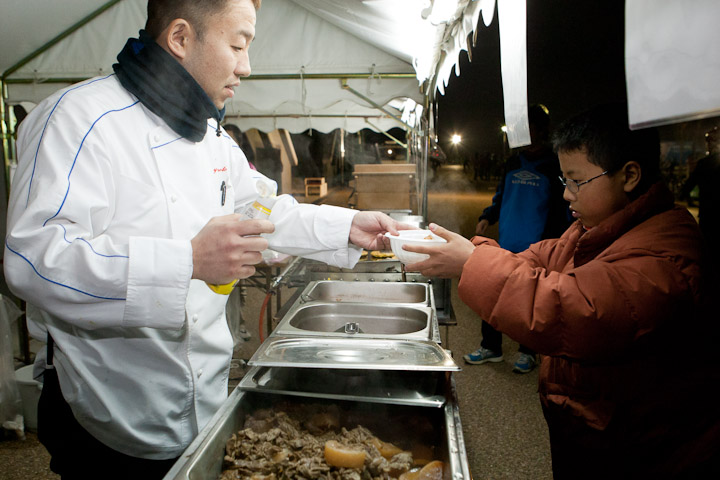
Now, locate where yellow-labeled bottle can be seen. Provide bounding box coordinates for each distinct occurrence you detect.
[208,180,277,295]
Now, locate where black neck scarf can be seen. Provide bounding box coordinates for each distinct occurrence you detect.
[113,30,225,143]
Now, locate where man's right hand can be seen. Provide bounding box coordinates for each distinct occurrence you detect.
[190,214,275,283]
[475,219,489,236]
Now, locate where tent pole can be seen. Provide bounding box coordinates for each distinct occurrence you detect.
[2,0,124,80]
[364,121,407,148]
[340,79,417,133]
[1,80,10,197]
[246,73,416,80]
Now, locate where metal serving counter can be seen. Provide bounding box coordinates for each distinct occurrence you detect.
[294,258,455,327]
[164,280,470,480]
[163,377,470,480]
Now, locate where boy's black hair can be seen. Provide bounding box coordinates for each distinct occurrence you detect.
[552,103,661,195]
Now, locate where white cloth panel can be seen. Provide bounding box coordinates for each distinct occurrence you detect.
[2,0,490,134]
[625,0,720,128]
[253,0,414,75]
[498,0,530,148]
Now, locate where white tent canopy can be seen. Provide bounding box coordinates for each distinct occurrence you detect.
[1,0,497,134]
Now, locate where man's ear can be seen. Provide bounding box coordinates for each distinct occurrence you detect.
[622,161,642,193]
[162,19,194,60]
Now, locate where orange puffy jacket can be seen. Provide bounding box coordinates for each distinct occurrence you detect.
[459,182,720,474]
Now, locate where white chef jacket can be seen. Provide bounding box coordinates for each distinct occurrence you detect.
[4,74,361,459]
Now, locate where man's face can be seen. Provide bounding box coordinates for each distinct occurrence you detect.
[559,149,630,229]
[182,0,255,109]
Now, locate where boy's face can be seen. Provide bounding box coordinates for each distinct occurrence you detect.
[559,149,630,228]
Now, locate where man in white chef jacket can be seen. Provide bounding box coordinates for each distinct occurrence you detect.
[3,0,407,477]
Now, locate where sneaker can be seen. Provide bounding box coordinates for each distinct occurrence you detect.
[513,353,537,373]
[463,347,503,365]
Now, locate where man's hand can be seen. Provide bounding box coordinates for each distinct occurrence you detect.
[191,214,275,283]
[403,223,475,278]
[475,219,489,236]
[349,211,415,251]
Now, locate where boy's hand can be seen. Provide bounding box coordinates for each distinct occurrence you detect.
[403,223,475,278]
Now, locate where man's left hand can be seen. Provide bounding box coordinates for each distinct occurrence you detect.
[349,211,414,251]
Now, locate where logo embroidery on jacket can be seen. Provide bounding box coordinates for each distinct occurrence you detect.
[511,170,541,187]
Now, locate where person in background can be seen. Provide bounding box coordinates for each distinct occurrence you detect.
[401,103,720,478]
[465,104,571,373]
[681,125,720,282]
[3,0,408,478]
[224,122,257,170]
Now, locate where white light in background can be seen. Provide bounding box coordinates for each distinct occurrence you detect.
[423,0,463,24]
[451,134,462,145]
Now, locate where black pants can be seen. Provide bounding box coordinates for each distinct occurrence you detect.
[38,368,178,480]
[480,319,535,355]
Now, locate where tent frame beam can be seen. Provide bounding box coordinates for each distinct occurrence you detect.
[340,79,419,133]
[3,72,417,84]
[2,0,124,81]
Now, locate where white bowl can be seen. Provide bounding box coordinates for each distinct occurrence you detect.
[385,230,447,265]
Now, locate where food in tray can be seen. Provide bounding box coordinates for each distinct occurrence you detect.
[361,250,369,257]
[220,404,442,480]
[370,250,395,259]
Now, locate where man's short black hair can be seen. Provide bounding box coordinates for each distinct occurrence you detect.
[145,0,261,40]
[552,103,661,194]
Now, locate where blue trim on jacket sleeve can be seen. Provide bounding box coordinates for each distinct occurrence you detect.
[13,74,138,300]
[27,74,116,207]
[151,137,183,149]
[58,225,129,259]
[41,100,140,227]
[5,238,126,301]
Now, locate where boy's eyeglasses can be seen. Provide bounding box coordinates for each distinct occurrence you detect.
[558,171,609,194]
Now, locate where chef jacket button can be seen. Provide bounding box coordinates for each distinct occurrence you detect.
[170,194,177,203]
[192,314,198,323]
[153,134,160,142]
[197,369,203,377]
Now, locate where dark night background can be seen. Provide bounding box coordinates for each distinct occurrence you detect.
[290,1,716,191]
[438,1,628,161]
[284,1,718,190]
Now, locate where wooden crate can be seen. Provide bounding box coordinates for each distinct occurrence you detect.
[305,177,327,196]
[352,164,417,211]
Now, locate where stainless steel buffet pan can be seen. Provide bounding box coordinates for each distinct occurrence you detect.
[238,365,448,408]
[163,380,471,480]
[272,280,439,342]
[294,262,455,326]
[298,280,431,305]
[273,302,434,340]
[247,337,460,371]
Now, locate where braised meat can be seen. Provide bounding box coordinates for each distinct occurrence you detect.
[220,405,433,480]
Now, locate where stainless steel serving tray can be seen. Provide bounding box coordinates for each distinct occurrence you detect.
[272,280,440,342]
[273,302,434,340]
[162,380,471,480]
[248,337,460,371]
[238,365,448,407]
[299,280,430,305]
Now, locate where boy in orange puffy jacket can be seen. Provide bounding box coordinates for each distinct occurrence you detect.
[402,104,720,478]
